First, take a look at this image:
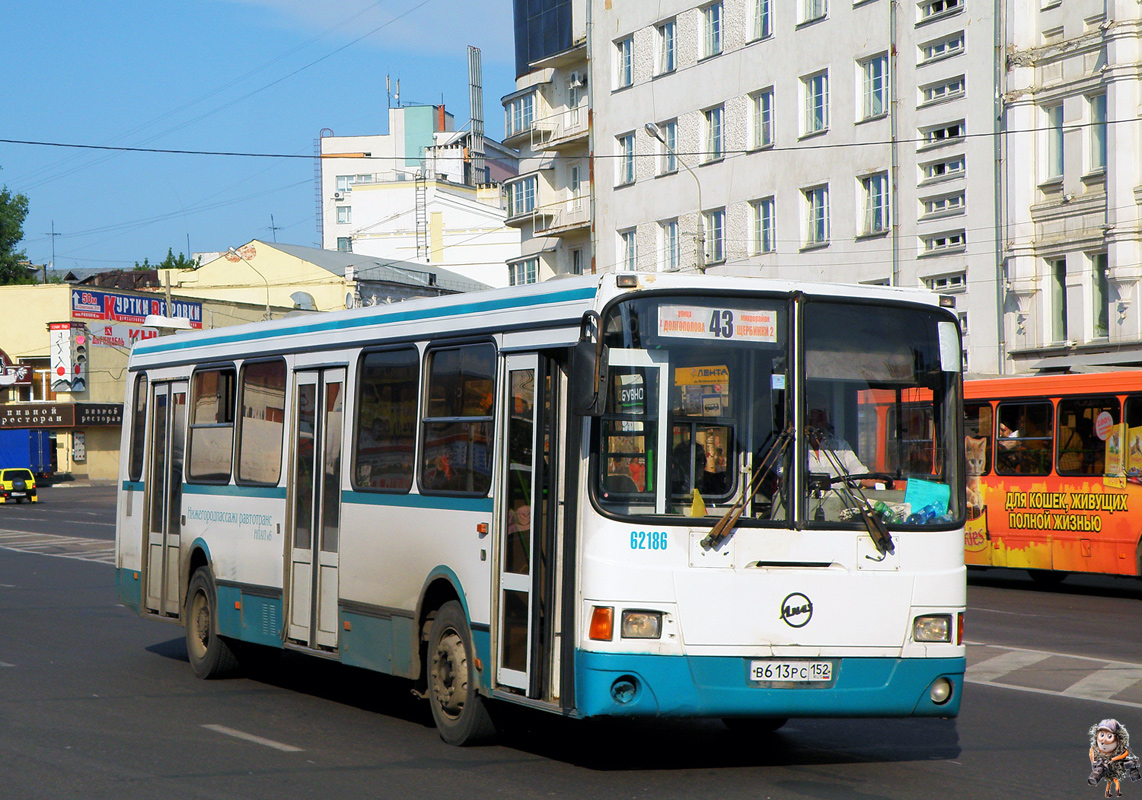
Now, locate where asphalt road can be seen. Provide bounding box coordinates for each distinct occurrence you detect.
[0,491,1138,799]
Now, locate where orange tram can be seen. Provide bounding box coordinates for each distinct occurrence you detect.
[962,371,1142,581]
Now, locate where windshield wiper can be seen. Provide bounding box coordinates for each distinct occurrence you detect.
[702,426,794,551]
[813,432,895,557]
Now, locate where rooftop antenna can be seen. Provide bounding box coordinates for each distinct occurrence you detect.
[387,75,391,110]
[44,220,61,283]
[395,78,400,108]
[268,214,282,243]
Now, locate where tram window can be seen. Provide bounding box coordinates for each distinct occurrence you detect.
[994,400,1052,476]
[128,374,148,482]
[1056,396,1118,476]
[187,367,236,482]
[355,348,419,492]
[420,344,495,494]
[236,360,286,485]
[964,401,992,477]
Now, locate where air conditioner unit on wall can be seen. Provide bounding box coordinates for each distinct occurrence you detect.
[334,191,343,200]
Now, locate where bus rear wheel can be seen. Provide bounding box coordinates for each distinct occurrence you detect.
[185,567,239,679]
[427,601,495,745]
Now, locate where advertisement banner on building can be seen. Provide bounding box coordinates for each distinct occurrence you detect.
[0,350,32,388]
[90,323,159,348]
[71,289,203,329]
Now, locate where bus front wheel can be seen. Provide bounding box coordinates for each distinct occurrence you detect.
[185,567,239,679]
[427,601,495,745]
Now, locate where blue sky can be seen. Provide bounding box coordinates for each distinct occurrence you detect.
[2,0,515,271]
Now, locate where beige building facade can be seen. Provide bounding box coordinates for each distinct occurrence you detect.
[0,284,273,481]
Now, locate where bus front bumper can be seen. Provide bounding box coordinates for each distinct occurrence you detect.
[574,652,964,719]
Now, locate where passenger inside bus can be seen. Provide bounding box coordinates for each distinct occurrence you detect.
[806,401,881,489]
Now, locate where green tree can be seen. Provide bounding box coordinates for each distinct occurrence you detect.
[135,248,199,271]
[0,183,32,285]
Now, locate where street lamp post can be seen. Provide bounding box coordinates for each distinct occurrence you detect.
[645,122,705,273]
[227,247,272,321]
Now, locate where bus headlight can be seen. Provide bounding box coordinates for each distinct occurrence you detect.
[913,614,952,643]
[621,610,663,639]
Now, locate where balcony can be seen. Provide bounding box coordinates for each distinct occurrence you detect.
[535,196,590,236]
[532,106,589,151]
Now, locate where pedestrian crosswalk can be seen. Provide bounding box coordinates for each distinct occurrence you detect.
[967,642,1142,709]
[0,530,115,565]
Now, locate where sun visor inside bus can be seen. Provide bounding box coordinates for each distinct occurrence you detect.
[806,347,915,383]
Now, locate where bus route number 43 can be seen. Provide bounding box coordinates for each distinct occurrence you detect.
[710,309,734,338]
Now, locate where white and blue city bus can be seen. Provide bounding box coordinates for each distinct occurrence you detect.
[115,272,965,744]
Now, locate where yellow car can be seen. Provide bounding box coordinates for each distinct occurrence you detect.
[0,468,37,504]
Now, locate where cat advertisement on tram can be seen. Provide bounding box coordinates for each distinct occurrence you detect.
[963,372,1142,581]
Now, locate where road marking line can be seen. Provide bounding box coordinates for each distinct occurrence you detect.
[966,641,1142,669]
[202,724,302,752]
[1063,666,1142,700]
[965,649,1050,682]
[0,661,14,667]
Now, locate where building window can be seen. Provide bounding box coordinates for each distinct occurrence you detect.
[704,208,725,263]
[1090,94,1107,172]
[505,93,534,137]
[619,229,638,271]
[802,0,827,23]
[337,206,351,225]
[862,172,890,235]
[804,185,829,246]
[860,55,888,119]
[1092,252,1109,338]
[921,154,966,182]
[336,175,354,191]
[919,0,961,21]
[753,0,773,39]
[921,121,964,147]
[1049,258,1067,342]
[508,177,536,217]
[751,89,774,149]
[703,3,723,58]
[921,192,965,217]
[657,20,676,74]
[921,230,966,254]
[921,75,964,104]
[659,219,680,271]
[656,119,678,174]
[920,32,965,63]
[571,248,583,275]
[509,258,539,286]
[752,197,776,254]
[803,71,829,135]
[704,106,724,162]
[925,272,966,291]
[617,133,635,185]
[336,237,352,252]
[1044,104,1063,181]
[616,37,634,88]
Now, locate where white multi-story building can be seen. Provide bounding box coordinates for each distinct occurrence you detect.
[590,0,1000,372]
[318,104,522,288]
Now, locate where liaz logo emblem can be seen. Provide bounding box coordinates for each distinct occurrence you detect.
[779,592,813,628]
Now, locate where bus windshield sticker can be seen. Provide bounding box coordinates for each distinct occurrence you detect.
[938,321,961,373]
[658,305,778,343]
[675,366,730,417]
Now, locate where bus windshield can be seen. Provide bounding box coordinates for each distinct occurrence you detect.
[592,294,963,527]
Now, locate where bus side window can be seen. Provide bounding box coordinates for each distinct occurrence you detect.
[995,400,1053,476]
[420,344,495,495]
[1057,395,1118,476]
[187,367,237,483]
[128,373,148,482]
[964,401,991,477]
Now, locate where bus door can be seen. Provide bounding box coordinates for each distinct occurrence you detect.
[286,368,345,650]
[496,354,564,697]
[144,381,187,618]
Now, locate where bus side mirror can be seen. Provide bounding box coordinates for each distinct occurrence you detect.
[570,312,608,417]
